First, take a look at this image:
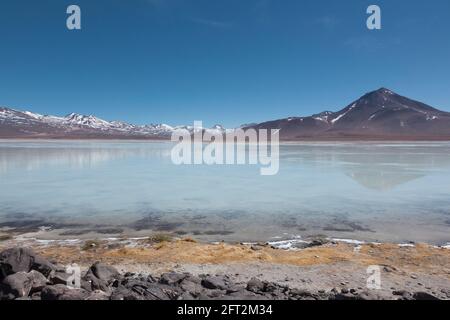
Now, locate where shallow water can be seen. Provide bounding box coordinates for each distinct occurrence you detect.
[1,140,450,244]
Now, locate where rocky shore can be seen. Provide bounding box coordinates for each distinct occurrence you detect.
[1,247,449,300]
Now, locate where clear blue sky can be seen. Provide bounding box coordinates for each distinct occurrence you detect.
[0,0,449,127]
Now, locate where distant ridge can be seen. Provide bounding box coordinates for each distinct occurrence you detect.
[245,88,450,140]
[0,108,226,139]
[1,88,450,140]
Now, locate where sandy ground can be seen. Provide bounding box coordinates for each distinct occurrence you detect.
[1,238,449,299]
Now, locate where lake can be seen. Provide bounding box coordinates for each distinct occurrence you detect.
[1,140,450,245]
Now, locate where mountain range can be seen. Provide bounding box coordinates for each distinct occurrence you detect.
[0,108,229,139]
[1,88,450,140]
[245,88,450,140]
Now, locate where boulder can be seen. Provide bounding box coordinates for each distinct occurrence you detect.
[83,273,109,292]
[308,238,329,247]
[143,284,172,300]
[88,262,120,283]
[262,282,283,293]
[0,248,35,279]
[393,290,413,300]
[32,256,57,277]
[180,279,204,296]
[86,290,111,300]
[292,237,329,249]
[27,270,48,292]
[159,272,187,285]
[110,286,143,300]
[289,288,317,299]
[183,274,202,284]
[121,278,148,288]
[40,284,89,300]
[80,279,94,292]
[0,248,56,280]
[49,272,72,286]
[246,278,265,293]
[1,270,47,299]
[82,262,120,291]
[201,276,228,290]
[1,272,32,298]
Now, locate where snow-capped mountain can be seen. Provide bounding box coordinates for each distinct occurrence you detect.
[2,88,450,139]
[0,107,227,139]
[245,88,450,140]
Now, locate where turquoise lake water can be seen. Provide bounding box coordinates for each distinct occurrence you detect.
[0,140,450,244]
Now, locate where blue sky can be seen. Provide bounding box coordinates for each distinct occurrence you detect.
[0,0,449,127]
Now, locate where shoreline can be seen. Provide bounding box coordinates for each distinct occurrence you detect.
[1,214,450,248]
[2,138,450,143]
[1,239,449,300]
[3,233,450,267]
[1,221,450,250]
[2,228,450,249]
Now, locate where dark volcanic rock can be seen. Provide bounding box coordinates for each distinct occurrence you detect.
[331,290,383,300]
[41,284,89,300]
[0,248,35,279]
[179,277,204,296]
[246,278,265,293]
[32,256,57,277]
[144,284,175,300]
[88,262,120,283]
[82,262,120,291]
[0,248,56,280]
[0,247,447,301]
[289,288,318,299]
[393,290,413,300]
[110,286,143,300]
[83,272,109,292]
[50,272,72,286]
[1,271,47,299]
[159,272,187,285]
[412,292,440,300]
[309,238,330,247]
[26,270,48,292]
[86,290,111,300]
[201,276,228,290]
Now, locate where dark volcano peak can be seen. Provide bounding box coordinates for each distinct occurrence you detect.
[245,88,450,140]
[375,87,395,94]
[360,87,397,100]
